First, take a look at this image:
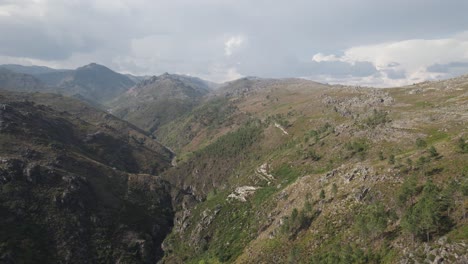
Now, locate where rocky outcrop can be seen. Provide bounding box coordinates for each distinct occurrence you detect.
[400,236,468,264]
[227,186,260,202]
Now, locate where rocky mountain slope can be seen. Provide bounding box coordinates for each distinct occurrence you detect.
[0,91,175,263]
[109,73,212,133]
[156,75,468,263]
[0,69,467,264]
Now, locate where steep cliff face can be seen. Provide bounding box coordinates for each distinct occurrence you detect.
[0,91,175,263]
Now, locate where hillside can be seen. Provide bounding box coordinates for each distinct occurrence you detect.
[0,64,60,75]
[109,73,212,133]
[158,76,468,263]
[1,63,136,104]
[38,63,136,104]
[0,68,46,92]
[0,91,175,263]
[0,71,466,264]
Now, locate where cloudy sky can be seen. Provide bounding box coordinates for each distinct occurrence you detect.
[1,0,468,86]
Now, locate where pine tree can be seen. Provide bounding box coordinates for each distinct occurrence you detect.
[401,180,450,241]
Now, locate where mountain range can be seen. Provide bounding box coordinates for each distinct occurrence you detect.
[0,63,467,264]
[0,63,136,104]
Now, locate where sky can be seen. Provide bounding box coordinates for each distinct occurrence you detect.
[1,0,468,86]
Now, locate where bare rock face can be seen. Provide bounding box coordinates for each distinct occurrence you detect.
[227,186,260,202]
[322,88,394,118]
[189,206,221,252]
[400,236,468,264]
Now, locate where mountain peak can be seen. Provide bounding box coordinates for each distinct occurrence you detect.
[78,62,109,71]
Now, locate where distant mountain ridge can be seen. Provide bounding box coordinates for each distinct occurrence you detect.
[0,64,62,75]
[0,63,138,104]
[0,68,46,92]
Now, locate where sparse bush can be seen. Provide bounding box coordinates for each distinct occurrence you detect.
[281,202,317,239]
[416,156,429,170]
[363,109,390,128]
[406,158,413,167]
[318,122,334,134]
[428,146,439,157]
[416,138,427,148]
[457,137,468,153]
[345,139,369,160]
[331,183,338,196]
[305,149,321,161]
[320,189,325,200]
[378,151,385,161]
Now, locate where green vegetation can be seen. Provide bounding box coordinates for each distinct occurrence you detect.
[304,149,321,161]
[378,151,385,161]
[310,241,391,264]
[198,120,263,158]
[319,189,326,200]
[355,202,393,240]
[363,109,390,128]
[273,163,302,185]
[345,138,369,160]
[331,183,338,196]
[401,180,453,241]
[428,146,439,157]
[397,175,419,208]
[416,138,427,148]
[281,201,317,239]
[457,137,468,153]
[5,72,468,264]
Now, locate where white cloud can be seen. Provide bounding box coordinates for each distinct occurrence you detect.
[224,35,245,57]
[311,53,341,63]
[311,32,468,87]
[2,1,468,85]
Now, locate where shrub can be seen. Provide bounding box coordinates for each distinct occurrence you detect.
[378,151,385,161]
[363,109,390,128]
[306,149,321,161]
[457,137,468,153]
[281,203,317,239]
[331,183,338,196]
[345,139,369,160]
[416,138,427,148]
[320,189,326,200]
[428,146,439,157]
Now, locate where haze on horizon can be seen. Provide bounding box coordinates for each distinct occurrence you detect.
[1,0,468,87]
